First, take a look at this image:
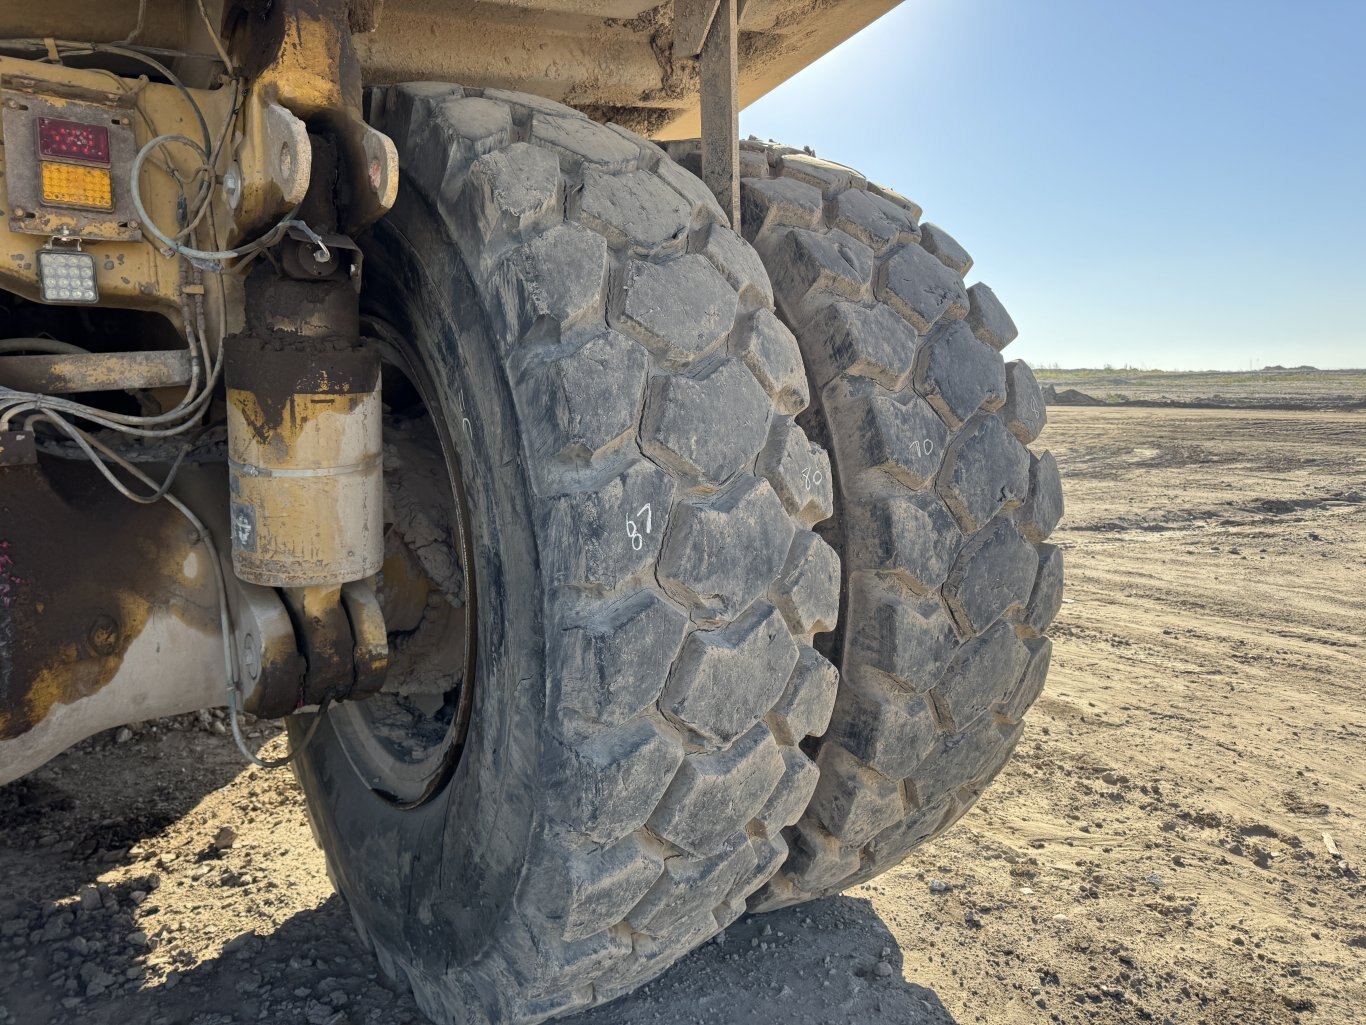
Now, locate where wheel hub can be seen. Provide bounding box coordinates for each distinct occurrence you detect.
[326,323,477,807]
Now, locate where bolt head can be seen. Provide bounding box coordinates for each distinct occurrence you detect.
[241,632,261,682]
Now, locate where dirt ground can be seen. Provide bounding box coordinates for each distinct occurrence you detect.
[1035,368,1366,410]
[2,405,1363,1025]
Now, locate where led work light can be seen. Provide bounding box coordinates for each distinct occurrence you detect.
[37,249,99,304]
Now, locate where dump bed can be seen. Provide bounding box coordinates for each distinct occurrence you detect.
[354,0,898,137]
[0,0,899,138]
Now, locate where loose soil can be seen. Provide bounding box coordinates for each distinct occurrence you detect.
[2,406,1363,1025]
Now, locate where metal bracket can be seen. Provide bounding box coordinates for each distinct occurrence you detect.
[223,572,307,719]
[1,90,143,243]
[674,0,723,59]
[0,350,193,395]
[676,0,740,227]
[225,0,399,235]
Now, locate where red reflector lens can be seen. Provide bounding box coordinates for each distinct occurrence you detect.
[36,117,111,165]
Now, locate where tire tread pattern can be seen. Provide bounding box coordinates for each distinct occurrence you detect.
[675,139,1063,909]
[325,88,840,1023]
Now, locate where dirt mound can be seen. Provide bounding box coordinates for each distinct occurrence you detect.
[1048,387,1106,406]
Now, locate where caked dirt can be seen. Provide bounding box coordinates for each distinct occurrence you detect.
[1,406,1363,1025]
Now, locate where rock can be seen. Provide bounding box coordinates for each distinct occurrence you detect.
[1101,771,1119,785]
[40,913,72,941]
[114,727,133,744]
[213,826,237,850]
[874,962,893,978]
[223,930,256,954]
[126,931,149,949]
[928,879,949,894]
[1144,874,1164,888]
[77,887,101,912]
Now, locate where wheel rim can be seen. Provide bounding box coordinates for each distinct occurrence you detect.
[327,318,478,808]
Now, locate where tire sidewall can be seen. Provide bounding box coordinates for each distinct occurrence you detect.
[290,186,544,978]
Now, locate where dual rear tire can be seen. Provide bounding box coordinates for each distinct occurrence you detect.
[291,86,839,1024]
[290,89,1060,1025]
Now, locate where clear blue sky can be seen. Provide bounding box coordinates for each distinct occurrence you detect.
[741,0,1366,371]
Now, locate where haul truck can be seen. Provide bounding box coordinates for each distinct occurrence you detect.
[0,2,1063,1021]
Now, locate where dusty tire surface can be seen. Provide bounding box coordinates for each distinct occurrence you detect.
[670,140,1064,908]
[287,88,839,1024]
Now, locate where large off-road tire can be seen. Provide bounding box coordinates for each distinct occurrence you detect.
[287,89,839,1024]
[673,140,1063,908]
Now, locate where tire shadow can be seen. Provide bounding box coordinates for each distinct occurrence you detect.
[4,890,956,1025]
[563,897,959,1025]
[2,724,956,1025]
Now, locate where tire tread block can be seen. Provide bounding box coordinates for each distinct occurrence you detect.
[661,600,799,748]
[648,723,787,857]
[658,475,797,625]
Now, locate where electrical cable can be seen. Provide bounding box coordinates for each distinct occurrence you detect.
[0,319,218,433]
[23,404,328,769]
[194,0,236,74]
[0,338,91,356]
[23,408,191,504]
[0,33,330,768]
[0,38,215,155]
[128,133,312,270]
[118,0,149,46]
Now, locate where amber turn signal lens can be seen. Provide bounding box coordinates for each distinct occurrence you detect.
[40,161,113,210]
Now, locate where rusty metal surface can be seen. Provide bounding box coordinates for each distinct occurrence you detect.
[1,89,143,243]
[222,571,307,720]
[281,584,355,711]
[673,0,722,59]
[225,0,398,233]
[0,459,222,755]
[224,270,383,590]
[0,429,37,466]
[354,0,904,138]
[0,349,192,394]
[340,579,389,697]
[2,0,903,139]
[225,351,384,587]
[0,55,239,328]
[698,0,738,224]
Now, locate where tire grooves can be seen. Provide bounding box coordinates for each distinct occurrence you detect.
[296,88,842,1024]
[668,139,1064,909]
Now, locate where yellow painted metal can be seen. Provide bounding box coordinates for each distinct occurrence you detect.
[227,0,398,233]
[228,91,312,243]
[0,56,237,321]
[0,0,905,140]
[225,379,385,588]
